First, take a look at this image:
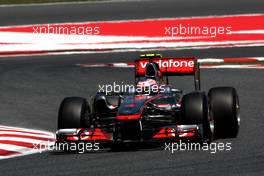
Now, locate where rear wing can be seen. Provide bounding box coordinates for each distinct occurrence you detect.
[135,57,200,90]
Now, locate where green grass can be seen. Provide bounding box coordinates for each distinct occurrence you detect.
[0,0,102,5]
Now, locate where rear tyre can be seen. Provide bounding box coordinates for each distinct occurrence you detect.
[181,92,211,142]
[208,87,240,139]
[57,97,90,129]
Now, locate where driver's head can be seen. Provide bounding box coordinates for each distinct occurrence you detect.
[136,78,159,95]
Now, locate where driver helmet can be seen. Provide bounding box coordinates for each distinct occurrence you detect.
[136,78,159,95]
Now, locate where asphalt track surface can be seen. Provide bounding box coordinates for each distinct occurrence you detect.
[0,0,264,176]
[1,0,264,26]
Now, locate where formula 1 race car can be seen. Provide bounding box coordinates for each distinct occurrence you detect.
[56,53,240,150]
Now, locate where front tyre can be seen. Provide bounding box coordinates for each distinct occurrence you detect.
[208,87,240,139]
[181,92,212,142]
[57,97,90,129]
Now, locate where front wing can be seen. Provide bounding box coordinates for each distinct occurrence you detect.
[56,124,202,145]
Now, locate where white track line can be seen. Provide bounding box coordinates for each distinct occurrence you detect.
[201,64,264,69]
[0,0,141,8]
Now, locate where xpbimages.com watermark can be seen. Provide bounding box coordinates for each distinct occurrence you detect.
[32,24,100,35]
[164,24,232,37]
[98,82,166,95]
[164,140,232,154]
[32,141,100,154]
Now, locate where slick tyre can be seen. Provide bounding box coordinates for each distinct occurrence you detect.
[208,87,240,139]
[58,97,90,129]
[181,92,211,141]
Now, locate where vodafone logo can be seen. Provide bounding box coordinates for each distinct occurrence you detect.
[139,59,194,69]
[136,58,196,75]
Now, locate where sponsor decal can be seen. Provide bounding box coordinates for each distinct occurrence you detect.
[136,58,195,75]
